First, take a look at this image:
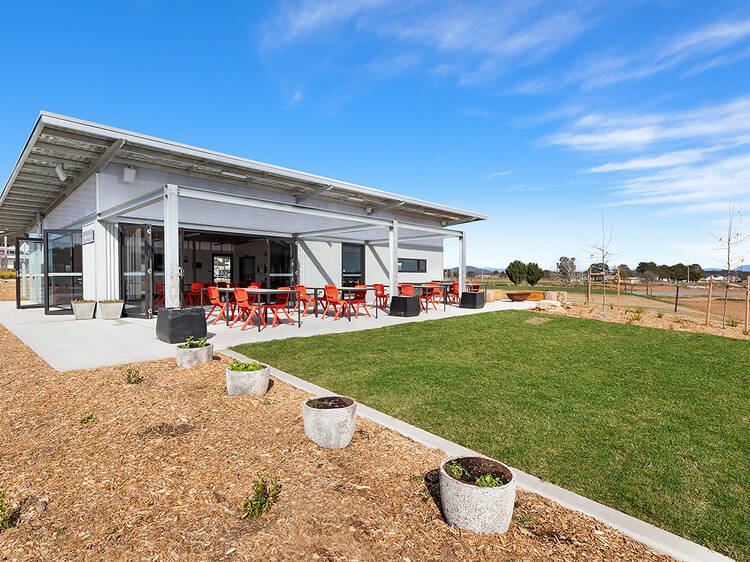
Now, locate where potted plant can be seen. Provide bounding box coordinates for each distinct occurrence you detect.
[226,360,270,396]
[439,456,516,534]
[71,299,96,320]
[175,336,213,368]
[302,396,357,448]
[98,299,124,319]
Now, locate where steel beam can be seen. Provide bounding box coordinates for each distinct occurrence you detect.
[296,223,379,238]
[295,184,333,204]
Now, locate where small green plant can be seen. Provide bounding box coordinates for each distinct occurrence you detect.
[241,472,281,519]
[55,527,66,537]
[726,318,739,327]
[0,271,16,280]
[79,413,98,425]
[634,306,644,314]
[475,473,506,487]
[743,328,749,336]
[632,312,642,322]
[445,460,467,479]
[125,367,141,384]
[657,312,663,319]
[514,512,538,528]
[609,304,613,310]
[0,490,11,531]
[227,360,264,372]
[179,336,208,349]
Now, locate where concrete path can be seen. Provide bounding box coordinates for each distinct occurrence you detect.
[0,299,536,371]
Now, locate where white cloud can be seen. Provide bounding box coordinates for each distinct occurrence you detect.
[485,170,511,180]
[585,149,711,173]
[289,90,304,105]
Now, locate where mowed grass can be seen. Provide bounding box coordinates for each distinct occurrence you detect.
[234,311,750,560]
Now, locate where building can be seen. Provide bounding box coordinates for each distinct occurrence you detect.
[0,112,485,317]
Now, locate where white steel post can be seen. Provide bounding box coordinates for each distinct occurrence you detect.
[2,234,6,270]
[388,220,398,298]
[164,184,180,308]
[458,232,466,293]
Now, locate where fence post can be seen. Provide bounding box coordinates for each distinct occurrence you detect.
[674,281,679,313]
[705,275,713,326]
[586,266,591,306]
[616,266,621,312]
[745,277,749,332]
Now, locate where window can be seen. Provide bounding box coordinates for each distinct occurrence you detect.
[212,254,232,283]
[398,258,426,273]
[342,244,364,287]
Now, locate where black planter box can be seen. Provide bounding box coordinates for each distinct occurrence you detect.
[389,296,420,317]
[460,291,485,309]
[156,307,207,344]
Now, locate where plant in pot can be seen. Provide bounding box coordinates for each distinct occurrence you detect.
[175,336,213,368]
[302,396,357,448]
[71,299,96,320]
[226,360,270,396]
[98,299,124,319]
[439,456,516,534]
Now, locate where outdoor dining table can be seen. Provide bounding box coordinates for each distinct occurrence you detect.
[309,286,379,321]
[199,286,301,331]
[410,283,448,312]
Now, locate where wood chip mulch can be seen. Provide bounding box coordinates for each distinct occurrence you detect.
[0,323,671,561]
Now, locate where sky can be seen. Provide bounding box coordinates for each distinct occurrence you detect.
[1,1,750,270]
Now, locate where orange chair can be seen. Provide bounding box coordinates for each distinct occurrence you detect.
[206,286,232,324]
[322,285,348,320]
[231,288,265,330]
[184,282,204,306]
[154,282,165,308]
[294,284,315,317]
[372,283,388,310]
[350,285,371,318]
[263,287,295,327]
[468,282,480,293]
[419,283,440,311]
[249,282,261,289]
[400,284,414,297]
[448,282,460,305]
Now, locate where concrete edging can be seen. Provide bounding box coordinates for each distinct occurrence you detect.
[222,349,733,562]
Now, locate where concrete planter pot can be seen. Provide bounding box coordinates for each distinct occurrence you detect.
[302,396,357,448]
[71,300,96,320]
[226,364,270,396]
[175,343,214,368]
[98,300,124,319]
[439,456,516,534]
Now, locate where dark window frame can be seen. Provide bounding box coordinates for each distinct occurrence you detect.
[211,253,233,283]
[398,257,427,273]
[341,243,365,286]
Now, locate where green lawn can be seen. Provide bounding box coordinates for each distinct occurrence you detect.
[234,311,750,560]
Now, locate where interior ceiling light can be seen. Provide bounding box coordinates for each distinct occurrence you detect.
[54,164,67,182]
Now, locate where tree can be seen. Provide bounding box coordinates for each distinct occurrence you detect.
[712,204,749,327]
[617,264,633,278]
[556,256,576,284]
[586,213,620,309]
[669,263,688,282]
[590,262,610,274]
[636,261,657,275]
[506,260,527,285]
[526,262,543,286]
[687,263,704,282]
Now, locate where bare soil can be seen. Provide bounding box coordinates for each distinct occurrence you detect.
[0,322,670,561]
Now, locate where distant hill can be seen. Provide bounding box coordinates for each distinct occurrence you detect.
[445,266,504,275]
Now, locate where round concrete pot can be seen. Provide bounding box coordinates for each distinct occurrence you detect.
[98,300,124,319]
[175,343,214,368]
[439,456,516,534]
[226,364,270,396]
[71,300,96,320]
[302,396,357,448]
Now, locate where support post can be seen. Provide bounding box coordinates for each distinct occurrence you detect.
[705,275,713,326]
[458,232,466,293]
[616,266,620,312]
[745,277,749,332]
[388,221,398,298]
[2,235,6,270]
[586,266,591,305]
[674,281,679,313]
[164,184,180,308]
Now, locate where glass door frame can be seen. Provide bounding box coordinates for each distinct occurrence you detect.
[43,229,83,315]
[119,223,153,319]
[15,236,45,310]
[341,243,365,287]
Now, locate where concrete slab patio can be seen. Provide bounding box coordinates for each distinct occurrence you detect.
[0,300,536,371]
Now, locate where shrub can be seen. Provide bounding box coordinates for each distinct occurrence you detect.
[0,271,15,280]
[657,312,663,319]
[505,260,527,285]
[526,263,543,286]
[125,367,141,384]
[726,318,739,327]
[79,413,98,425]
[632,312,642,322]
[0,490,11,531]
[179,336,208,349]
[228,361,264,372]
[242,472,281,519]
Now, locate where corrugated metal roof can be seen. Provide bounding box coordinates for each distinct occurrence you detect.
[0,112,487,234]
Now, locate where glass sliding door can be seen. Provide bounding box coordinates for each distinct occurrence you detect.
[269,239,293,289]
[119,224,153,318]
[15,237,45,309]
[342,244,365,287]
[44,230,83,314]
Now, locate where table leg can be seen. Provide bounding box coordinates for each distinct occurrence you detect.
[297,291,301,327]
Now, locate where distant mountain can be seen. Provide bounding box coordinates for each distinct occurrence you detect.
[705,265,750,272]
[445,266,504,274]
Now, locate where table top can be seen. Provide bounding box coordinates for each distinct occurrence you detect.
[199,286,299,294]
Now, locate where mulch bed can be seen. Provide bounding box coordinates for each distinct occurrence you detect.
[0,323,671,560]
[0,279,15,301]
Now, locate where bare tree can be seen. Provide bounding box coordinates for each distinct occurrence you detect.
[712,204,749,327]
[556,256,576,285]
[586,213,620,310]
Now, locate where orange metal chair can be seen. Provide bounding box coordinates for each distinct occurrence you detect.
[371,283,388,310]
[294,284,315,317]
[184,282,204,306]
[468,282,480,293]
[350,285,371,318]
[449,282,460,305]
[231,288,265,330]
[154,282,165,308]
[249,282,261,289]
[206,286,231,324]
[263,287,295,327]
[322,284,348,320]
[419,283,440,311]
[400,284,414,297]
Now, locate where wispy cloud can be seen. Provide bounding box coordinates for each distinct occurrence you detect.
[288,90,304,106]
[485,170,511,180]
[508,184,544,192]
[584,149,712,173]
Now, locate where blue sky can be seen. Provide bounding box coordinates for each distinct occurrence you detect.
[2,1,750,270]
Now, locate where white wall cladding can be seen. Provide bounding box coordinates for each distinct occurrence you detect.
[43,176,96,229]
[298,240,341,287]
[94,221,119,301]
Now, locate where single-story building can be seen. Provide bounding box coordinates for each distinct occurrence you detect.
[0,112,485,317]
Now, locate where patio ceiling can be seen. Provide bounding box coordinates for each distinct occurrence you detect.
[0,112,487,235]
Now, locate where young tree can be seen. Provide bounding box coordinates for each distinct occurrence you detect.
[526,262,543,286]
[712,204,749,327]
[505,260,527,285]
[556,256,576,284]
[587,214,620,309]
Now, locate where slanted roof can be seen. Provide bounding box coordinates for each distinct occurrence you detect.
[0,112,486,234]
